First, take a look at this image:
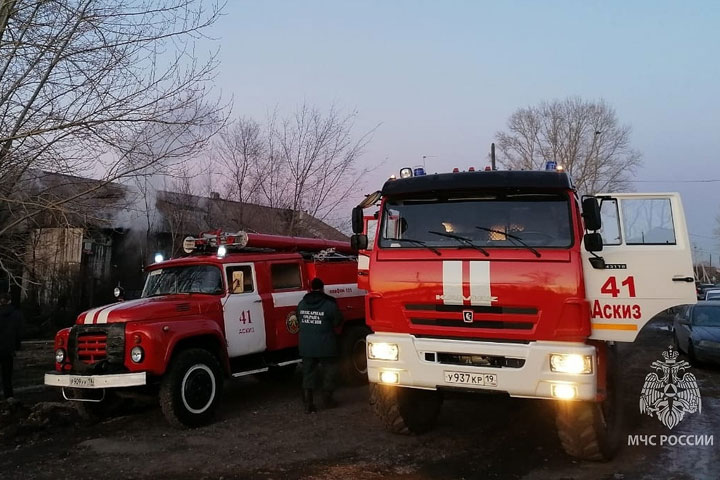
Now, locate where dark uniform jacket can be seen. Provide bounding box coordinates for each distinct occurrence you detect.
[0,304,22,356]
[297,291,343,358]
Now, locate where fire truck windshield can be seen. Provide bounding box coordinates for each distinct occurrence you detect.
[379,193,573,249]
[141,265,223,297]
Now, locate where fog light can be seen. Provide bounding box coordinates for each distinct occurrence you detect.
[55,348,66,364]
[550,354,592,374]
[379,371,399,384]
[130,346,144,363]
[368,342,399,361]
[551,384,577,400]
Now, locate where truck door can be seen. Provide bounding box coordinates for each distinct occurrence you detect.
[266,261,306,351]
[582,193,697,342]
[223,263,266,356]
[357,215,377,290]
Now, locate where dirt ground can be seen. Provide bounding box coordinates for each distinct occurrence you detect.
[1,315,719,480]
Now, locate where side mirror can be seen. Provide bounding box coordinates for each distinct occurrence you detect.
[582,197,602,231]
[351,207,364,234]
[584,232,603,252]
[350,234,368,252]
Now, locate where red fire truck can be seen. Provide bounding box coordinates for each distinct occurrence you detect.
[45,231,369,427]
[351,166,696,460]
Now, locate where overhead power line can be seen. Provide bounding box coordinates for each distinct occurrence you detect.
[628,179,720,183]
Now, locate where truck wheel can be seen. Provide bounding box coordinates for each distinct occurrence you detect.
[555,346,623,461]
[341,325,372,384]
[160,348,223,428]
[369,383,443,434]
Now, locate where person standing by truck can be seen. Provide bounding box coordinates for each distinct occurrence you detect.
[0,292,22,401]
[297,277,343,413]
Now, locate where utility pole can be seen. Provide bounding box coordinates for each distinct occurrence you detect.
[490,143,496,171]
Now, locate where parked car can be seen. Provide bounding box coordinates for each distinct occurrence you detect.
[673,301,720,364]
[696,282,716,300]
[705,288,720,301]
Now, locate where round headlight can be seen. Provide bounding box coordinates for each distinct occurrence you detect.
[130,346,144,363]
[55,348,66,363]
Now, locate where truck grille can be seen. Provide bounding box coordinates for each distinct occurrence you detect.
[433,352,525,369]
[76,333,108,364]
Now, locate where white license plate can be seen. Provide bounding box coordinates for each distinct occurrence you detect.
[444,371,497,387]
[69,376,95,387]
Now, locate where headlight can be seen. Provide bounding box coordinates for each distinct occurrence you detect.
[130,346,144,363]
[549,354,593,374]
[55,348,66,363]
[697,340,720,349]
[399,167,413,179]
[368,342,399,361]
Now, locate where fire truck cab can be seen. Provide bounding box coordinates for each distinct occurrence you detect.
[352,167,696,460]
[45,231,369,427]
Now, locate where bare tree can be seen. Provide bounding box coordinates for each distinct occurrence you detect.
[495,97,642,194]
[270,103,372,234]
[214,117,266,204]
[0,0,226,287]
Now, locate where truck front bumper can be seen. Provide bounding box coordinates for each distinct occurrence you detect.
[44,372,147,389]
[367,334,597,401]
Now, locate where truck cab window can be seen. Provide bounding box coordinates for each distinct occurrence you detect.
[271,263,302,290]
[226,265,254,294]
[599,199,621,245]
[379,194,573,249]
[622,198,676,245]
[142,265,223,297]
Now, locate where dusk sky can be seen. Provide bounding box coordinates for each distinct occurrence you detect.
[213,1,720,263]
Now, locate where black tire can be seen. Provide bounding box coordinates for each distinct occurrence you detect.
[160,348,223,428]
[340,325,372,384]
[369,383,443,434]
[555,345,623,461]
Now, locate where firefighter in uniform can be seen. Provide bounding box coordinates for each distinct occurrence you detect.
[297,277,343,413]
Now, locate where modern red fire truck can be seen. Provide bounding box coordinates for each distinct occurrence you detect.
[45,231,369,427]
[351,166,696,460]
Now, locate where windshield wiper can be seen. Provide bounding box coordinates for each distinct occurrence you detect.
[427,231,489,256]
[475,226,541,258]
[385,237,441,256]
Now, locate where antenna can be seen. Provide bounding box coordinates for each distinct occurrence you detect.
[421,155,437,169]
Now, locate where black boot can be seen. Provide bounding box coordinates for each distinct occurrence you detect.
[321,391,338,409]
[303,389,316,414]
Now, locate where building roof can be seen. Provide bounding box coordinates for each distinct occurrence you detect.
[21,171,346,241]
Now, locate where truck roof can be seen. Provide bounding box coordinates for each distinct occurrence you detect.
[381,170,573,197]
[146,251,308,270]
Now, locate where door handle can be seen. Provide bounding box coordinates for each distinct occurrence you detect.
[254,299,263,303]
[672,276,694,282]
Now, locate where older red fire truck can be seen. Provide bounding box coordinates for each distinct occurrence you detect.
[45,231,369,427]
[352,166,696,460]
